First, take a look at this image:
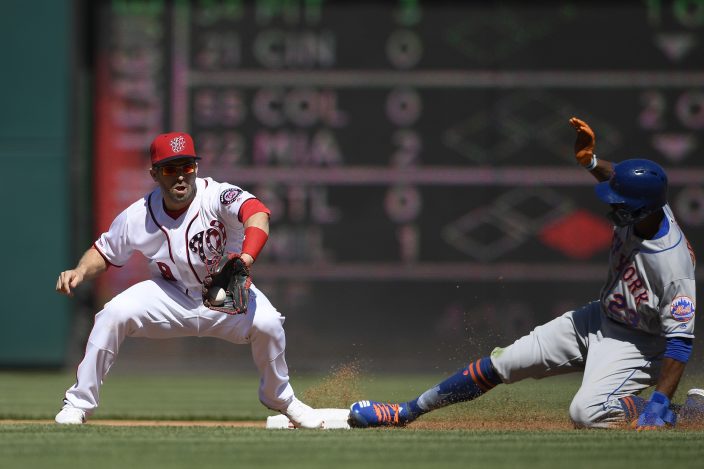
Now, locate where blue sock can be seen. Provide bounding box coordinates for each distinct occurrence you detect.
[619,395,646,423]
[405,357,502,417]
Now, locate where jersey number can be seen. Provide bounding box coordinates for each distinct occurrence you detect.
[157,262,176,281]
[607,293,640,327]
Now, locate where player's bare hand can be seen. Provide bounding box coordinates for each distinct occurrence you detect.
[56,269,84,297]
[569,117,596,167]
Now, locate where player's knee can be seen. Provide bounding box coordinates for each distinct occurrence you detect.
[250,312,285,340]
[569,395,601,428]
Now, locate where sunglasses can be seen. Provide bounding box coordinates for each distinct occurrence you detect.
[157,162,197,176]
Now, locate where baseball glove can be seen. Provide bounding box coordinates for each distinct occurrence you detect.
[202,253,251,315]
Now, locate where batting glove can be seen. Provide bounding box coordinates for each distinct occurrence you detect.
[635,391,676,431]
[569,117,597,169]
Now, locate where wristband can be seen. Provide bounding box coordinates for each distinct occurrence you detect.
[584,153,598,171]
[241,226,268,261]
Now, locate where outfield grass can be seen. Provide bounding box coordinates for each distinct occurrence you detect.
[1,371,703,469]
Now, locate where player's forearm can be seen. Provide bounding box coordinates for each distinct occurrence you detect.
[586,157,613,182]
[654,357,686,399]
[241,212,270,265]
[75,247,109,280]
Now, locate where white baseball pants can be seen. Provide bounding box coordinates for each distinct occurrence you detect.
[490,301,666,428]
[62,277,295,414]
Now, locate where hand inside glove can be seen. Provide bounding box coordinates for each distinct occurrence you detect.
[635,391,676,431]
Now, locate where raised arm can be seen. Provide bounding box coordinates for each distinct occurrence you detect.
[569,117,614,182]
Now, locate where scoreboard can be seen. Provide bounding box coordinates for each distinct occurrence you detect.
[94,1,704,368]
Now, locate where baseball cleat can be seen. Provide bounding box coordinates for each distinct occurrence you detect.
[679,388,704,424]
[282,398,324,429]
[55,406,86,425]
[348,400,414,428]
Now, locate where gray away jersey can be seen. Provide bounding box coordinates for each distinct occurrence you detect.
[600,205,696,338]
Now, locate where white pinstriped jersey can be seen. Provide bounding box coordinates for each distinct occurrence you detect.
[600,205,696,338]
[94,177,255,295]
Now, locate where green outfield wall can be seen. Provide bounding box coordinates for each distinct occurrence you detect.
[0,0,72,366]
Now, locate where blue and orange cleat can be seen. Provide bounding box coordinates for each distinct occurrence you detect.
[348,400,415,428]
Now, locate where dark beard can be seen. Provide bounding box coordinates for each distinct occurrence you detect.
[607,207,649,227]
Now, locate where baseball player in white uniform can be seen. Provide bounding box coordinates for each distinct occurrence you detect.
[349,117,701,429]
[55,132,323,428]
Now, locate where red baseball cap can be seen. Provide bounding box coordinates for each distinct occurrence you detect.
[149,132,199,166]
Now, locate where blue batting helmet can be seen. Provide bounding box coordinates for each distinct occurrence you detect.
[595,159,668,225]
